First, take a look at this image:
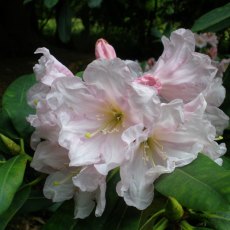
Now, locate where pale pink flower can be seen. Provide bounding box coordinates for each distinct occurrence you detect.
[95,38,117,60]
[147,29,217,102]
[33,48,74,86]
[117,98,224,210]
[43,166,106,219]
[201,32,218,47]
[194,33,207,48]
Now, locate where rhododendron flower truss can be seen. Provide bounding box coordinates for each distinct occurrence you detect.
[26,28,229,221]
[117,99,224,209]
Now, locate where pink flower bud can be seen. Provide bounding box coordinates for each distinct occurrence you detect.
[95,38,116,60]
[135,74,162,93]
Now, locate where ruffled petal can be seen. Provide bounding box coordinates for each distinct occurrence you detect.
[43,168,76,202]
[30,141,69,173]
[33,48,74,86]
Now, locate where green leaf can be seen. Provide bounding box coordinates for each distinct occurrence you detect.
[155,154,230,212]
[206,211,230,230]
[88,0,103,8]
[43,200,76,230]
[57,1,72,43]
[222,156,230,170]
[0,154,28,215]
[192,3,230,32]
[76,71,84,79]
[44,0,59,8]
[0,186,31,230]
[2,74,36,139]
[0,108,19,140]
[20,189,53,213]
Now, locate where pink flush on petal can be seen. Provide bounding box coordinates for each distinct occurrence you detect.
[135,74,162,93]
[95,38,117,60]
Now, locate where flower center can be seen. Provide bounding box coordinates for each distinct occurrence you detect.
[141,137,167,166]
[85,107,124,138]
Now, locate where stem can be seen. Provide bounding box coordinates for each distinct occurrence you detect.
[19,138,32,161]
[19,174,46,191]
[140,209,165,230]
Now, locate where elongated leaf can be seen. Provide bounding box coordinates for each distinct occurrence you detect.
[43,200,76,230]
[2,74,36,139]
[0,108,19,139]
[88,0,102,8]
[155,154,230,212]
[0,186,31,230]
[44,0,59,8]
[0,154,28,214]
[222,156,230,170]
[192,3,230,32]
[207,211,230,230]
[20,189,53,213]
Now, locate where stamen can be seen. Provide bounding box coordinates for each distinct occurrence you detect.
[215,136,223,141]
[84,109,123,138]
[141,137,167,166]
[53,169,80,186]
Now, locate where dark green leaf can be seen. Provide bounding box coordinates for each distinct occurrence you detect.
[20,189,53,213]
[155,154,230,212]
[0,154,28,215]
[88,0,103,8]
[44,0,59,8]
[206,211,230,230]
[192,3,230,32]
[43,200,76,230]
[57,2,72,43]
[0,186,31,230]
[2,74,36,139]
[222,156,230,170]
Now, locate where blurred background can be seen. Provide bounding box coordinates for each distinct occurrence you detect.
[0,0,229,95]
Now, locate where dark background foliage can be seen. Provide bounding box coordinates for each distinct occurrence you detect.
[0,0,229,59]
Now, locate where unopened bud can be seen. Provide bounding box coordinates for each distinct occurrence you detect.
[0,134,21,155]
[165,196,184,221]
[95,38,116,60]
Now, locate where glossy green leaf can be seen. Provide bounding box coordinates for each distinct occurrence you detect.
[206,211,230,230]
[192,3,230,32]
[0,186,31,230]
[44,0,59,8]
[43,200,76,230]
[57,1,72,43]
[0,108,19,140]
[2,74,36,139]
[155,154,230,212]
[0,154,28,215]
[222,156,230,170]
